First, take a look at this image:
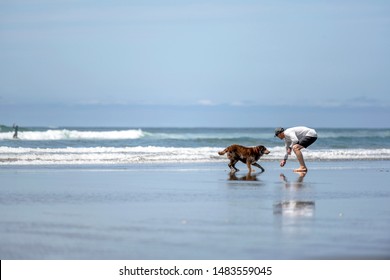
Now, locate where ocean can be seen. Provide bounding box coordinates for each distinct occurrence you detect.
[1,126,390,165]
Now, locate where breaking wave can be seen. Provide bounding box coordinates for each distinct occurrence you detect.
[0,129,144,140]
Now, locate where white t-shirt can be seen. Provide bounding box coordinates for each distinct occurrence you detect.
[283,127,317,160]
[284,126,317,148]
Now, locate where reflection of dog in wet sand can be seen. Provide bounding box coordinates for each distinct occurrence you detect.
[228,172,260,181]
[218,144,270,173]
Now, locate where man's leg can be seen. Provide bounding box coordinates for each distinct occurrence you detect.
[292,144,307,172]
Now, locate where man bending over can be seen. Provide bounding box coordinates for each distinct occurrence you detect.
[274,126,318,172]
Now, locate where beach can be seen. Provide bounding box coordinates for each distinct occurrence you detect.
[1,160,389,260]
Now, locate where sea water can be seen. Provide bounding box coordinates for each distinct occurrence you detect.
[1,126,390,165]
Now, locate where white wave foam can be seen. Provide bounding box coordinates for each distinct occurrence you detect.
[0,129,144,140]
[304,149,390,160]
[0,146,221,165]
[1,146,390,165]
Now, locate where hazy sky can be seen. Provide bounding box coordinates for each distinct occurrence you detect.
[1,0,389,127]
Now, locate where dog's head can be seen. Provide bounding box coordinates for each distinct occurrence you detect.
[257,145,270,155]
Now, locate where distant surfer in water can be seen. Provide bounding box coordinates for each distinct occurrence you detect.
[13,124,18,139]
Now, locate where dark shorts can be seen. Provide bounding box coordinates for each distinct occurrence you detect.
[298,136,317,148]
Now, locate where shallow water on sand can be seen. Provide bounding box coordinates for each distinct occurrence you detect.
[0,161,389,259]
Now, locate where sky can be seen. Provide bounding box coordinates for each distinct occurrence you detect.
[0,0,389,127]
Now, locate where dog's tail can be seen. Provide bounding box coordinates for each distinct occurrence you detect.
[218,148,229,156]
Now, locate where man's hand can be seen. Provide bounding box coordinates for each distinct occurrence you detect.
[280,160,286,167]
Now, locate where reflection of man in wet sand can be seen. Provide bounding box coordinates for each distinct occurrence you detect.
[13,124,18,139]
[275,173,315,217]
[275,126,317,172]
[279,172,306,188]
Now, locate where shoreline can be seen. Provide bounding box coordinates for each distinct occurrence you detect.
[1,159,389,170]
[1,160,390,260]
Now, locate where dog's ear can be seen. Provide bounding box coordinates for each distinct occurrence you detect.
[259,145,266,153]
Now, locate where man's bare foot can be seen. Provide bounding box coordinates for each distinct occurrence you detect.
[294,167,307,172]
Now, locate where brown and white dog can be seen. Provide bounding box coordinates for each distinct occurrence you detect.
[218,144,270,173]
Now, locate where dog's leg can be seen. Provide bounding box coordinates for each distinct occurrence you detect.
[246,161,253,173]
[252,162,265,172]
[229,160,239,173]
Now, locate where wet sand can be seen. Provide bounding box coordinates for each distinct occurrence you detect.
[1,161,389,259]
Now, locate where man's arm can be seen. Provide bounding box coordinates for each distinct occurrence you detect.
[280,146,291,167]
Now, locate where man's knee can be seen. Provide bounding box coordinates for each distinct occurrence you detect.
[292,144,303,152]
